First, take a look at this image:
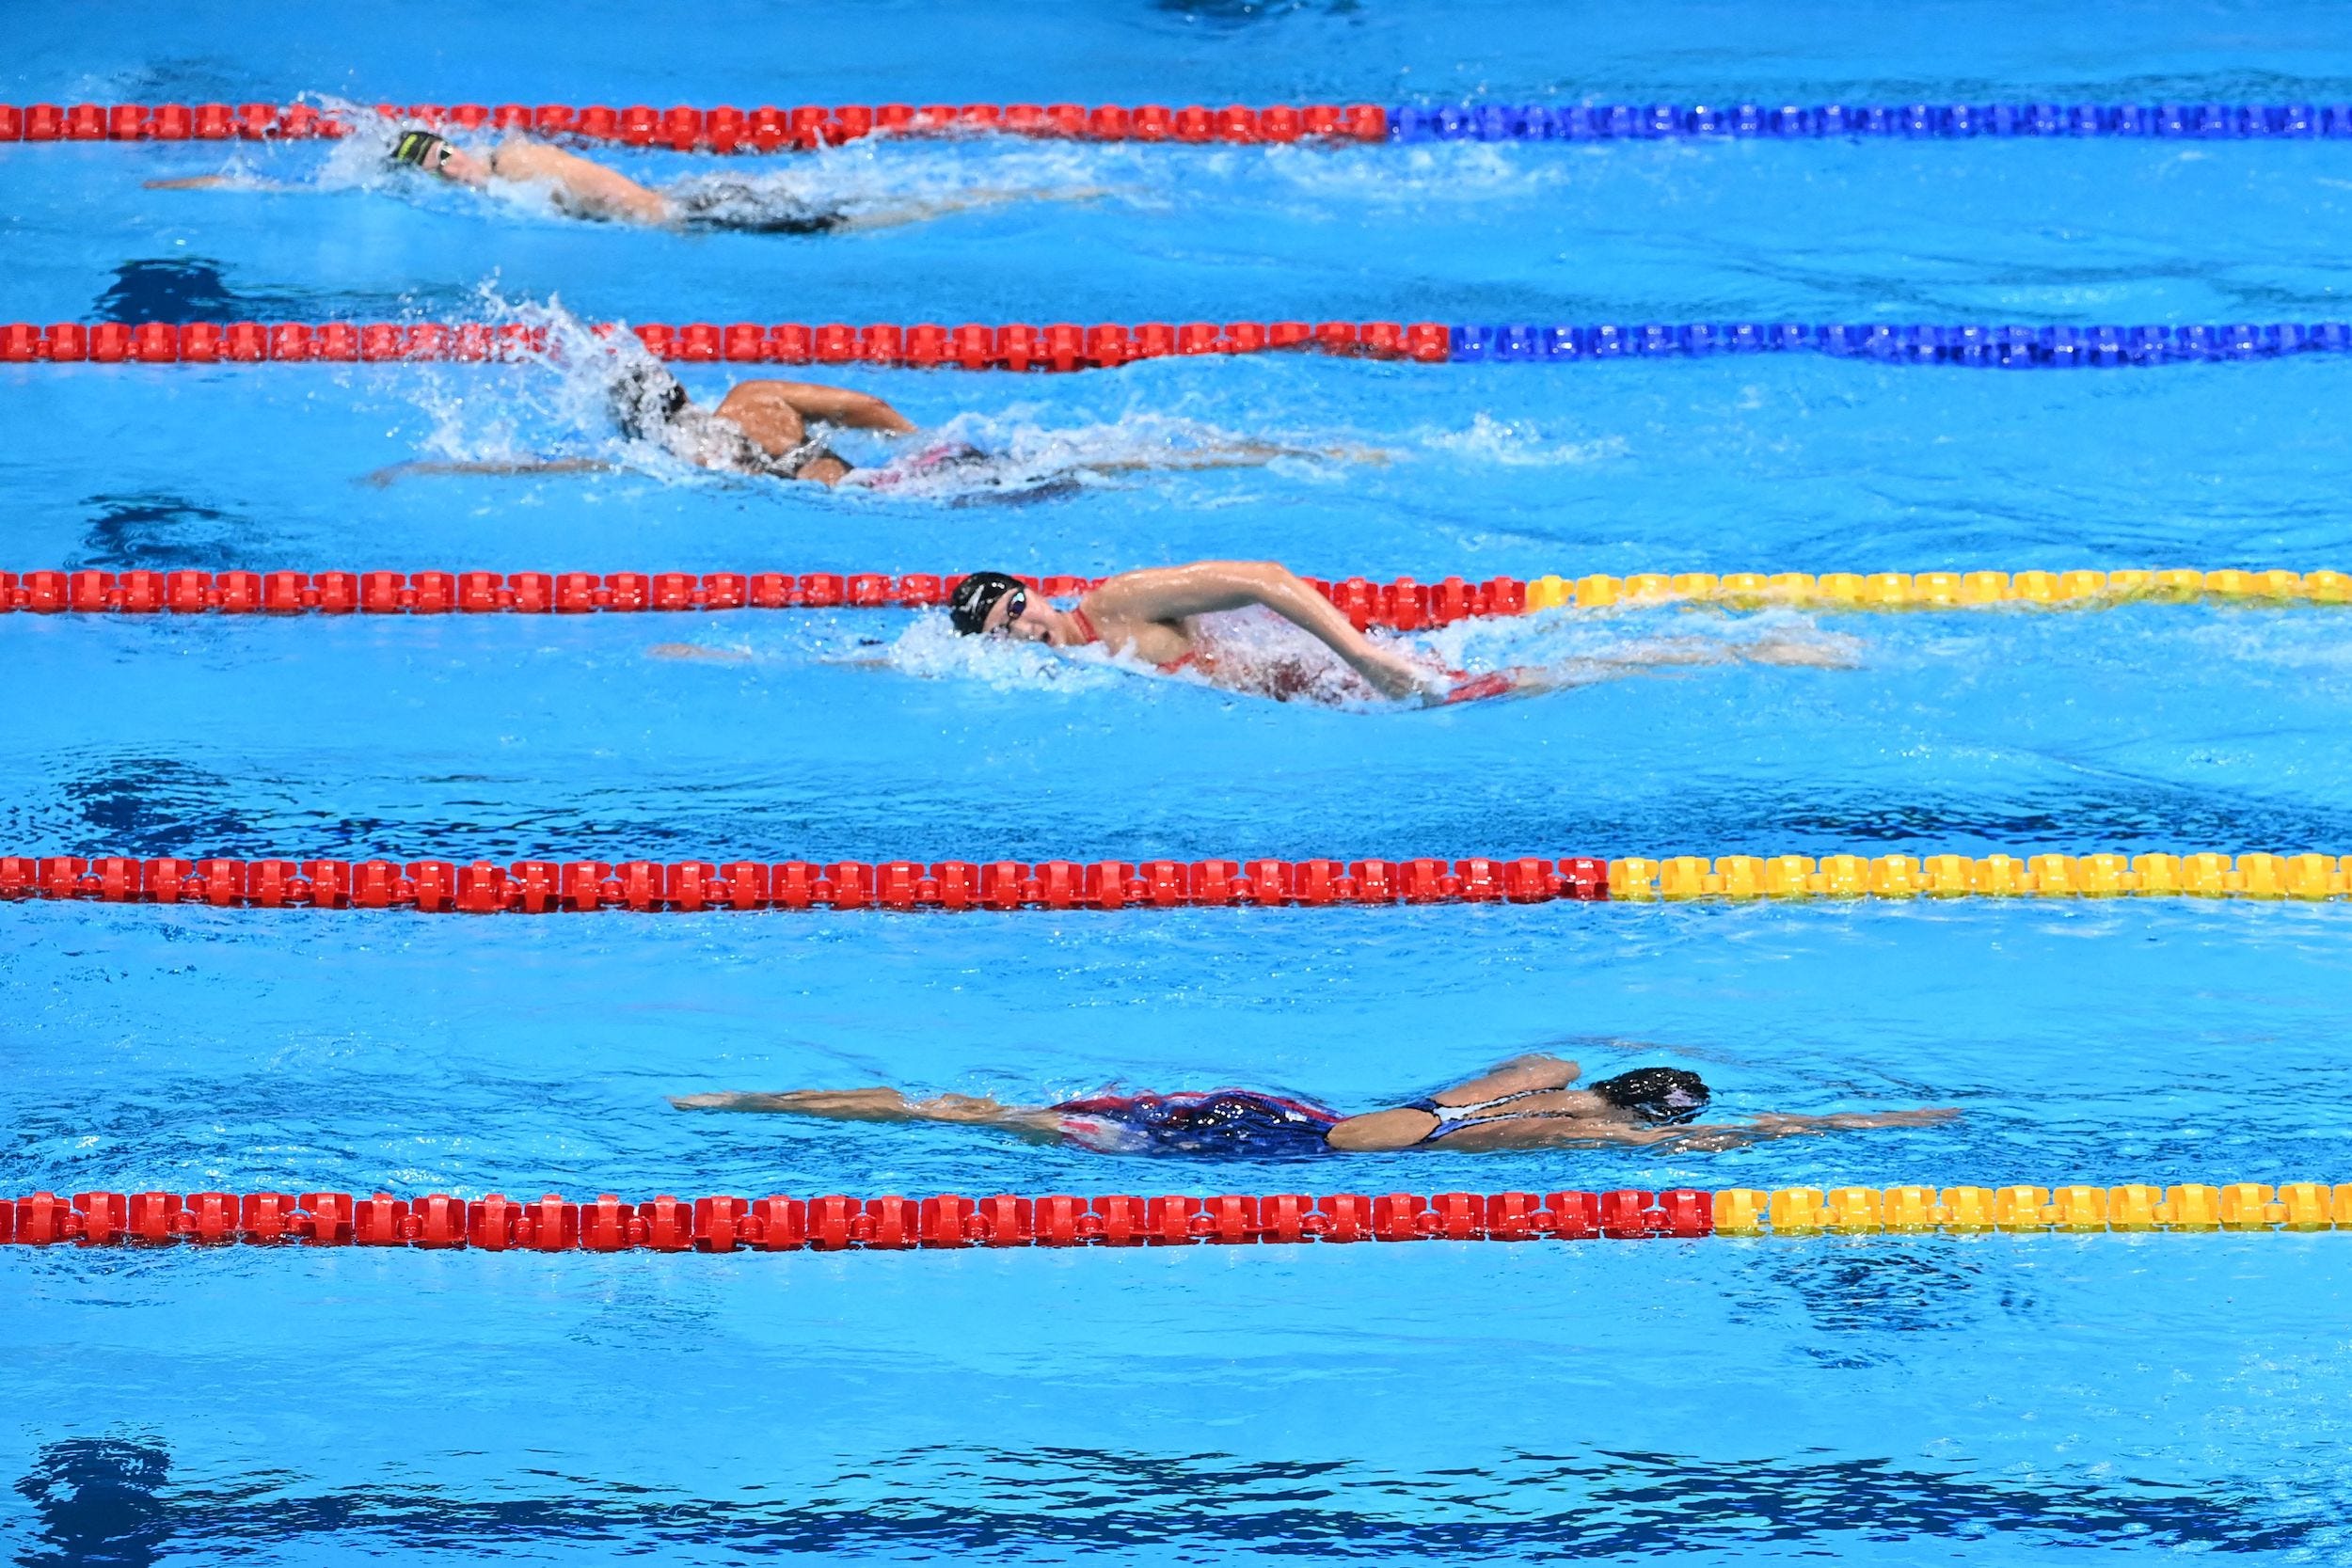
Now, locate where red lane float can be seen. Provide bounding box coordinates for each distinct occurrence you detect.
[0,856,1613,911]
[0,100,1385,151]
[0,1185,1697,1248]
[0,569,1519,631]
[0,319,1451,369]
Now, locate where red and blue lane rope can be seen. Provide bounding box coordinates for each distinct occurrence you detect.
[8,98,2352,148]
[6,318,2344,369]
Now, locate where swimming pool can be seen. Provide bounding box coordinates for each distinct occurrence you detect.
[8,1,2352,1561]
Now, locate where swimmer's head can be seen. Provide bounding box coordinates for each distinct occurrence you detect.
[949,570,1072,644]
[389,128,489,184]
[1591,1068,1710,1127]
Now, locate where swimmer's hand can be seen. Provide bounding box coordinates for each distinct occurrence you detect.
[1740,631,1866,670]
[145,175,246,191]
[1359,649,1440,701]
[1754,1108,1962,1132]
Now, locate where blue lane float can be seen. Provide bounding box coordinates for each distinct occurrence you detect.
[1446,323,2352,366]
[1391,103,2352,143]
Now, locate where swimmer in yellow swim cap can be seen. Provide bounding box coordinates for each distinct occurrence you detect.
[672,1053,1956,1157]
[151,123,1100,232]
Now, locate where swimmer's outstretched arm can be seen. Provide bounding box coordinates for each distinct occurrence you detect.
[835,185,1115,230]
[1078,441,1391,474]
[145,174,288,192]
[670,1086,1065,1139]
[1089,561,1434,699]
[1383,1105,1959,1153]
[1623,1107,1962,1153]
[360,457,618,487]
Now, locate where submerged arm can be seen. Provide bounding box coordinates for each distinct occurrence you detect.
[361,457,615,488]
[145,174,286,191]
[1076,441,1391,474]
[1624,1107,1962,1153]
[1087,561,1433,699]
[836,184,1112,230]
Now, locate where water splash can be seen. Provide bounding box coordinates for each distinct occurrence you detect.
[1415,412,1629,467]
[388,291,1337,501]
[883,614,1129,694]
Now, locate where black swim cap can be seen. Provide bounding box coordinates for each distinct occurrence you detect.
[389,129,446,168]
[1592,1068,1710,1126]
[948,571,1026,635]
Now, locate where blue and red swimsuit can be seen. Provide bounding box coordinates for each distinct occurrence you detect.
[1050,1090,1342,1158]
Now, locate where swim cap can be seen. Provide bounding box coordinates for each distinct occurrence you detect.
[389,129,446,168]
[1591,1068,1710,1126]
[948,571,1026,635]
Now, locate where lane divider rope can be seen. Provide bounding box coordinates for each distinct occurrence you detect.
[3,567,2344,620]
[6,1181,2347,1249]
[8,319,2349,368]
[6,852,2349,911]
[11,99,2352,150]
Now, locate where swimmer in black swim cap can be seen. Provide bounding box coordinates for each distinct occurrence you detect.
[937,557,1859,705]
[948,559,1442,699]
[671,1053,1957,1156]
[150,121,1115,232]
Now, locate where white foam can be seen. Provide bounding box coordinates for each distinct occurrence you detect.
[884,614,1128,693]
[1414,412,1629,467]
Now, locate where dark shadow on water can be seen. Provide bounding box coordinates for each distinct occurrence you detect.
[59,758,263,858]
[15,1439,169,1568]
[74,494,250,571]
[10,1433,2321,1560]
[93,261,252,327]
[91,259,459,326]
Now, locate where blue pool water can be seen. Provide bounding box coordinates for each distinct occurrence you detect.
[8,2,2352,1561]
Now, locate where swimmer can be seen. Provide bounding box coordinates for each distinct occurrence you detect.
[671,1054,1957,1157]
[943,561,1861,704]
[149,125,1099,232]
[365,358,1376,492]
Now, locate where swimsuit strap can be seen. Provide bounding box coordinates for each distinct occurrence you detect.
[1408,1084,1578,1144]
[1068,607,1100,644]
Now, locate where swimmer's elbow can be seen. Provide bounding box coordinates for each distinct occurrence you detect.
[1226,561,1304,600]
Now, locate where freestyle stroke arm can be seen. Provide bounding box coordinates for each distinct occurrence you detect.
[1089,561,1434,698]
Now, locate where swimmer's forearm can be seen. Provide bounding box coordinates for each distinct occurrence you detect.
[1431,1054,1580,1103]
[669,1088,920,1120]
[361,458,616,487]
[755,380,916,433]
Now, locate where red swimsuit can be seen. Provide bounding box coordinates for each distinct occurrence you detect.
[1071,606,1511,702]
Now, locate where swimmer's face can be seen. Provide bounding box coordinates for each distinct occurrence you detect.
[432,143,491,184]
[983,586,1070,644]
